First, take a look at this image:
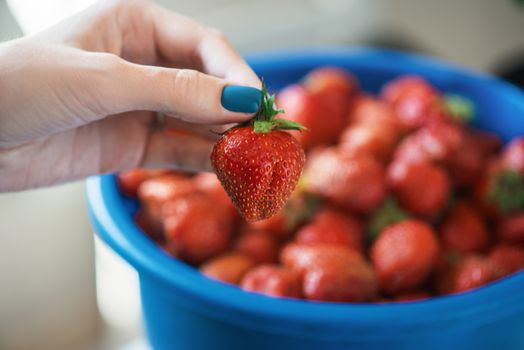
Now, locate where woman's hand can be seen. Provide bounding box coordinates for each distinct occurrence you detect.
[0,0,261,191]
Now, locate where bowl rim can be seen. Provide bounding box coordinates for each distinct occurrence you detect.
[86,47,524,337]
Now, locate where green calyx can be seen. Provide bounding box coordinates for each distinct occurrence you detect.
[252,81,308,134]
[443,94,475,124]
[367,198,409,242]
[487,169,524,214]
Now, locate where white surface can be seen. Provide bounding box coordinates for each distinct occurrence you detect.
[119,338,150,350]
[0,182,98,350]
[95,237,142,333]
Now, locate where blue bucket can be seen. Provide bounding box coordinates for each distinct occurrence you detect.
[87,48,524,350]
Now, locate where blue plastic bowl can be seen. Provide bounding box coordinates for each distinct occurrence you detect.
[87,48,524,350]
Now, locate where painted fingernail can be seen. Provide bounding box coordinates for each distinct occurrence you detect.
[221,86,262,113]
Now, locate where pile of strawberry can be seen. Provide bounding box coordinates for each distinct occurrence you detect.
[118,67,524,303]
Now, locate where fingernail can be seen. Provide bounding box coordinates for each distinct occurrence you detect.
[221,86,262,113]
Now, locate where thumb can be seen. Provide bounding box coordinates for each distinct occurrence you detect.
[104,58,262,125]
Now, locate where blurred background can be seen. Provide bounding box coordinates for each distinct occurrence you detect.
[0,0,523,349]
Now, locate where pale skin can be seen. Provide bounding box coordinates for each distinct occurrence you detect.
[0,0,261,192]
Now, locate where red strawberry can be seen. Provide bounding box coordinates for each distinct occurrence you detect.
[488,244,524,277]
[393,122,463,165]
[281,243,363,276]
[277,67,356,150]
[193,172,238,221]
[371,219,440,294]
[496,213,524,243]
[162,193,234,265]
[134,209,163,243]
[392,121,485,187]
[275,84,333,149]
[241,265,302,298]
[348,95,404,132]
[302,66,358,110]
[200,253,255,285]
[436,255,497,294]
[302,259,377,302]
[246,212,289,238]
[138,173,195,204]
[211,84,306,222]
[381,75,442,129]
[234,229,280,264]
[295,207,363,253]
[302,66,357,128]
[440,200,489,254]
[468,130,501,158]
[246,190,319,238]
[394,291,431,302]
[501,137,524,174]
[281,243,377,302]
[138,174,197,232]
[338,121,400,163]
[305,148,386,213]
[387,160,449,217]
[446,135,485,187]
[117,169,170,197]
[392,133,429,165]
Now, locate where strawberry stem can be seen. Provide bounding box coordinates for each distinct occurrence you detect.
[443,94,475,124]
[367,198,409,242]
[252,80,308,133]
[487,169,524,214]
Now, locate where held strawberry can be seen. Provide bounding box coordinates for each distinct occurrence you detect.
[211,83,306,222]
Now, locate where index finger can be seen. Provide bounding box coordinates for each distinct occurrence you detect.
[149,4,261,87]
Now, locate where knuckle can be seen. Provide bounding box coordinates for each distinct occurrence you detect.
[88,53,129,114]
[100,52,126,71]
[204,27,229,44]
[112,0,149,10]
[171,69,201,102]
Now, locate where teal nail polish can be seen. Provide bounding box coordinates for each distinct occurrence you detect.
[221,86,262,113]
